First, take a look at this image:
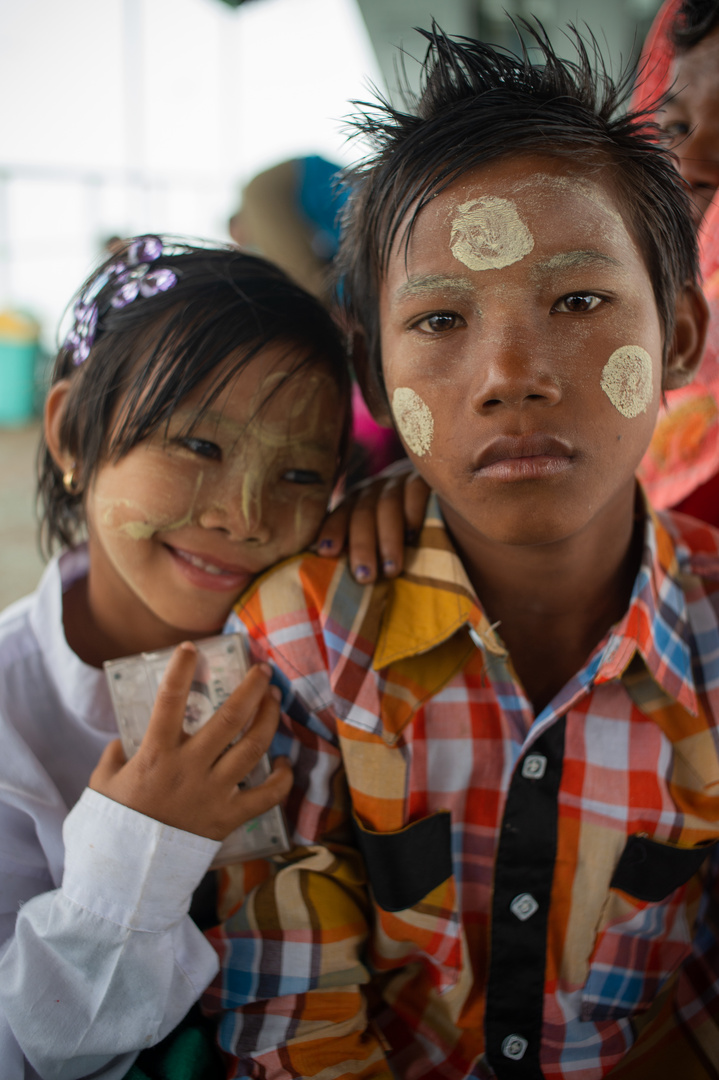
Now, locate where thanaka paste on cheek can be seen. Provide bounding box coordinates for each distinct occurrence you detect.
[450,196,534,271]
[600,346,654,418]
[391,387,434,456]
[100,471,205,540]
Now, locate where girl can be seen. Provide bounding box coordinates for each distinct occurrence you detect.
[0,237,362,1079]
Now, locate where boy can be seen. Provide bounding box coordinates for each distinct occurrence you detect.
[205,25,714,1079]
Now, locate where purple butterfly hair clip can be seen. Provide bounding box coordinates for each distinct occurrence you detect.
[64,235,178,366]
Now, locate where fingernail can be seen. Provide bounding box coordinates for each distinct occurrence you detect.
[318,538,334,551]
[179,641,196,653]
[269,685,282,702]
[258,662,273,678]
[382,559,397,575]
[354,565,371,582]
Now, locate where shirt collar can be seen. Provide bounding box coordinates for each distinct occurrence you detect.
[594,496,698,715]
[373,493,501,670]
[372,492,699,716]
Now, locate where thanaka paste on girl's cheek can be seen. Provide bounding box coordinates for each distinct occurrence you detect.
[99,471,204,540]
[600,346,654,418]
[391,387,434,456]
[450,196,534,271]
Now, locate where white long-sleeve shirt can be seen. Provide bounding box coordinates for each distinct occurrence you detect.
[0,547,221,1080]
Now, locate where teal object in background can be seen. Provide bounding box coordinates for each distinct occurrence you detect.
[0,312,39,426]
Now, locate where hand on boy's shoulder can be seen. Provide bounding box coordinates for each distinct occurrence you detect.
[316,464,430,585]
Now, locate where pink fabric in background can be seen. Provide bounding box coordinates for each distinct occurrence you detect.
[350,382,400,475]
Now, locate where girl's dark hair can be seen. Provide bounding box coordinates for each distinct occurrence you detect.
[39,239,351,555]
[336,22,699,408]
[672,0,719,49]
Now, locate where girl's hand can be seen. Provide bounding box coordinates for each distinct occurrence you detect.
[90,642,292,840]
[317,463,430,584]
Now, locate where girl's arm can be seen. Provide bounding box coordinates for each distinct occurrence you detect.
[0,650,291,1080]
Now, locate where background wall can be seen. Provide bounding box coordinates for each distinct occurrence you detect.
[0,0,381,349]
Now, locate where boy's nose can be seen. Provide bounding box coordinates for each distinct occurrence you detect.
[469,333,563,411]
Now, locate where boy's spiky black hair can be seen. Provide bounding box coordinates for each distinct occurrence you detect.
[337,21,699,409]
[672,0,719,49]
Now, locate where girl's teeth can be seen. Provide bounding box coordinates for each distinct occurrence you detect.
[183,551,224,575]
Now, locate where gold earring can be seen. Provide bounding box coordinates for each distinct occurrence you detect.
[63,465,79,493]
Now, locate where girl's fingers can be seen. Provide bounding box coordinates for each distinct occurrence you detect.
[192,663,276,760]
[347,486,381,583]
[88,738,127,790]
[143,642,199,748]
[404,471,431,536]
[374,478,409,578]
[212,683,282,778]
[227,755,293,828]
[316,498,351,557]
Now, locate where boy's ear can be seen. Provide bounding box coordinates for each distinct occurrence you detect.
[351,330,394,427]
[663,283,710,390]
[44,380,76,476]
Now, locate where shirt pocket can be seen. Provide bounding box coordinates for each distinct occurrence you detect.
[580,834,714,1022]
[352,810,462,992]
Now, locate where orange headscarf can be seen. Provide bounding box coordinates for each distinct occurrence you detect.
[634,0,719,513]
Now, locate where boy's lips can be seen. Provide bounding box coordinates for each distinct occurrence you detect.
[474,434,575,479]
[164,544,255,592]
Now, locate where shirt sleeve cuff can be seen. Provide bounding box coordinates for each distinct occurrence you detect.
[62,788,221,933]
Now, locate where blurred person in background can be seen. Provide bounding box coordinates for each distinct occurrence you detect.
[229,155,404,484]
[635,0,719,522]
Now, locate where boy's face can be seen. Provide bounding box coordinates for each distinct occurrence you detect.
[660,26,719,227]
[377,155,678,561]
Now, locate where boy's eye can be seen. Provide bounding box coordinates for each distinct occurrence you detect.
[413,312,463,333]
[283,468,324,485]
[176,436,222,461]
[553,293,603,314]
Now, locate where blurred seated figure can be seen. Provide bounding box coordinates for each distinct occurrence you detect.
[229,155,347,303]
[230,156,404,481]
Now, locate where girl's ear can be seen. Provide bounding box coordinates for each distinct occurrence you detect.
[351,330,394,427]
[663,283,710,390]
[44,380,75,475]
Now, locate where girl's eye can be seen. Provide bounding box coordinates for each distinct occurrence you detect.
[283,468,324,485]
[413,312,462,333]
[176,437,222,461]
[553,293,603,314]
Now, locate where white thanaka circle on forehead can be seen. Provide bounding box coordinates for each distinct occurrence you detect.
[450,196,534,271]
[600,346,654,419]
[392,387,434,456]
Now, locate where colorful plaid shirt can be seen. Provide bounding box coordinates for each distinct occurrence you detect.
[206,494,719,1080]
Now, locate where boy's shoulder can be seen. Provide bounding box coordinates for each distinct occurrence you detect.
[234,549,388,670]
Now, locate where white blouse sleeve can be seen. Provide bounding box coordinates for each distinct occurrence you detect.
[0,788,221,1080]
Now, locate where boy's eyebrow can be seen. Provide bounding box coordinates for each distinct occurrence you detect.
[393,275,476,301]
[531,250,622,276]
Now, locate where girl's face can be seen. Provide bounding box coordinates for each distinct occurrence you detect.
[84,345,344,651]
